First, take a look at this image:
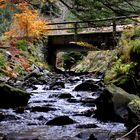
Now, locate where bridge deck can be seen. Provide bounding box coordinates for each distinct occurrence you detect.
[47,31,122,52]
[47,25,126,36]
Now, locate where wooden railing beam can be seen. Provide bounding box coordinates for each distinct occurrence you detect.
[47,15,139,35]
[47,15,139,25]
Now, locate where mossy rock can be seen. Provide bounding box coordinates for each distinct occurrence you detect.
[106,84,139,109]
[95,84,140,122]
[0,83,30,108]
[111,75,138,95]
[128,99,140,120]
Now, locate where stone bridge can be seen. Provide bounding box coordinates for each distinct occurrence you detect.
[46,15,138,70]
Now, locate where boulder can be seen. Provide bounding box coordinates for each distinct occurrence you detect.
[76,124,97,129]
[30,106,56,112]
[111,75,139,95]
[95,84,140,123]
[46,116,76,125]
[58,93,73,99]
[74,80,99,91]
[128,99,140,121]
[49,81,65,90]
[0,83,30,108]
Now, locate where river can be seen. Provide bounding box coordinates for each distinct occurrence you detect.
[0,76,127,140]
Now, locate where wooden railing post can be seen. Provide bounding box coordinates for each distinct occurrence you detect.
[74,23,78,41]
[112,19,116,33]
[112,19,117,46]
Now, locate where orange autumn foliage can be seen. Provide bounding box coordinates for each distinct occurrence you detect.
[0,0,27,9]
[4,3,50,39]
[15,1,29,11]
[0,66,17,78]
[0,0,8,8]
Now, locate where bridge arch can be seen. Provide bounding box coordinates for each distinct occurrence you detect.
[46,31,121,70]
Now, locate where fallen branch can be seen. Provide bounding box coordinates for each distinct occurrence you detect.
[117,124,140,139]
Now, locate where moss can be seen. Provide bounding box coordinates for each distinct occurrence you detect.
[104,59,135,84]
[112,75,129,85]
[14,65,25,77]
[104,20,140,91]
[16,40,28,51]
[128,99,140,120]
[73,50,117,73]
[0,52,6,67]
[62,51,84,70]
[106,84,139,108]
[0,83,30,108]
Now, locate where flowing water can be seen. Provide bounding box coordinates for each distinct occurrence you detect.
[0,78,127,140]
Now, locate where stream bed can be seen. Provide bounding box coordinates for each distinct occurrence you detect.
[0,77,128,140]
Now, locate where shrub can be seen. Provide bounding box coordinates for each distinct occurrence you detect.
[16,40,28,51]
[104,18,140,87]
[0,52,6,66]
[62,51,84,70]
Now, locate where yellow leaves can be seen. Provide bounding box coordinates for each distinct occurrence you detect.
[0,0,28,10]
[70,41,98,50]
[15,1,29,11]
[0,0,7,9]
[5,8,50,39]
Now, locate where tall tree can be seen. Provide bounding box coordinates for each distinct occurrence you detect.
[59,0,140,20]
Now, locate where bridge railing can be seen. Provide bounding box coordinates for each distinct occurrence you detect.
[47,15,139,35]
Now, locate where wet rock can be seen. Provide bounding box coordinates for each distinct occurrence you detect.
[128,99,140,120]
[76,123,97,128]
[13,80,24,89]
[42,85,49,90]
[67,98,80,103]
[68,76,81,83]
[95,84,140,123]
[112,75,139,95]
[23,68,49,87]
[76,129,110,140]
[37,75,48,84]
[0,114,20,121]
[58,93,73,99]
[31,106,56,112]
[0,76,9,83]
[0,134,4,140]
[46,116,76,125]
[43,70,50,75]
[0,83,30,108]
[31,85,38,90]
[91,90,103,98]
[2,134,39,140]
[74,80,99,91]
[87,134,97,140]
[74,107,96,117]
[81,98,96,104]
[24,70,43,81]
[57,136,79,140]
[49,81,65,90]
[82,107,97,117]
[37,115,47,121]
[0,112,5,121]
[48,94,58,98]
[15,106,25,113]
[23,77,40,87]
